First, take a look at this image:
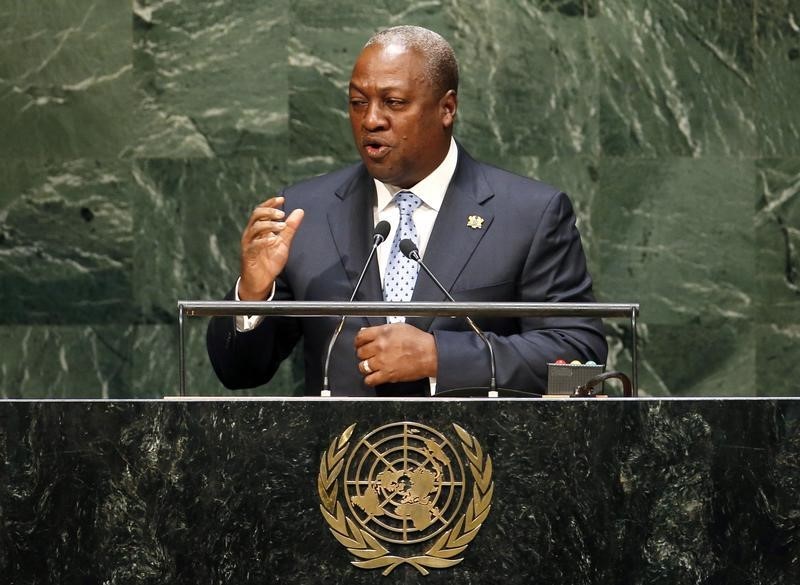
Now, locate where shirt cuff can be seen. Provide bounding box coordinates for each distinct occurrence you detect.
[234,277,276,332]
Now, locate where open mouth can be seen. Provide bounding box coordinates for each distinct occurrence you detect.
[363,139,390,159]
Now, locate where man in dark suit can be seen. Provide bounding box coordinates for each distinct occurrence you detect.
[207,26,607,397]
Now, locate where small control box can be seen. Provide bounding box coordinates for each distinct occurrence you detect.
[546,361,605,395]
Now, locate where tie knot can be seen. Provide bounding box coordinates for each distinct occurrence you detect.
[394,191,422,215]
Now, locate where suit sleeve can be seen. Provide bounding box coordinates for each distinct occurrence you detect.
[206,278,302,390]
[432,191,608,394]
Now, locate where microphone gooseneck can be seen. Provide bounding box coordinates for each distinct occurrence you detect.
[399,239,498,395]
[321,221,391,396]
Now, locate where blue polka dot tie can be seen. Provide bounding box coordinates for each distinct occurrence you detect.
[383,191,422,323]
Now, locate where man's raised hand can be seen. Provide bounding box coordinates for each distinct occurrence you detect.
[238,196,304,301]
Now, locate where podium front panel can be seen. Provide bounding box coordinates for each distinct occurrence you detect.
[1,398,797,584]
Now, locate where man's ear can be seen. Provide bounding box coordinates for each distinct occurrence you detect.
[440,90,458,128]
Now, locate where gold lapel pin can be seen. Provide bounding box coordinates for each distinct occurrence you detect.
[467,215,484,229]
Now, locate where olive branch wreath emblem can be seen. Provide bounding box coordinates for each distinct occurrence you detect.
[317,423,494,576]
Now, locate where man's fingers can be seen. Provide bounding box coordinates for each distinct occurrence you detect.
[360,356,384,386]
[280,209,304,244]
[252,210,285,224]
[354,325,385,347]
[248,221,288,241]
[245,209,303,243]
[356,343,377,361]
[254,195,284,210]
[355,324,438,383]
[247,205,285,230]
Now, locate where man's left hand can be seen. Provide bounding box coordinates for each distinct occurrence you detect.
[354,324,437,386]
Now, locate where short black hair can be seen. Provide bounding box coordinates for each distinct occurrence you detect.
[364,25,459,96]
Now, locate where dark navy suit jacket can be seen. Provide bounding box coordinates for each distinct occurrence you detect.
[207,146,608,396]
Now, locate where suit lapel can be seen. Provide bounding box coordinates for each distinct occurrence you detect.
[327,166,385,326]
[409,149,495,331]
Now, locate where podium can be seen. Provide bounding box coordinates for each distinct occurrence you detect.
[2,397,798,583]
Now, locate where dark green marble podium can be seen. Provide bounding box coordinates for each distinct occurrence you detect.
[1,398,798,584]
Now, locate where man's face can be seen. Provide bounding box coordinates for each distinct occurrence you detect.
[348,43,456,189]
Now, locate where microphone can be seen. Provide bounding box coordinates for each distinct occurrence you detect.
[321,221,391,396]
[399,239,498,397]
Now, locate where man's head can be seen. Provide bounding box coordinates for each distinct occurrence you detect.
[349,26,459,189]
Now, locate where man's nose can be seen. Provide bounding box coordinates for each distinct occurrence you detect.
[363,102,387,131]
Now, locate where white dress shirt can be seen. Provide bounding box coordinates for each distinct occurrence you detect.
[373,137,458,281]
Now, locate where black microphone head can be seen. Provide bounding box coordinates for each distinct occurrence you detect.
[399,238,419,259]
[373,220,391,243]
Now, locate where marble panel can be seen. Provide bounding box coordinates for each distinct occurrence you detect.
[755,0,800,156]
[1,399,798,583]
[607,320,755,397]
[592,157,755,325]
[592,0,756,157]
[756,324,800,396]
[0,0,134,159]
[287,20,363,180]
[756,158,800,324]
[130,155,287,323]
[0,158,133,324]
[131,0,289,158]
[447,0,599,163]
[0,325,131,398]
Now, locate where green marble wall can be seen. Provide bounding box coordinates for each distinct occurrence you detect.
[1,1,798,397]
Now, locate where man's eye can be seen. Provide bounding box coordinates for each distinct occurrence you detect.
[349,99,367,108]
[386,99,405,108]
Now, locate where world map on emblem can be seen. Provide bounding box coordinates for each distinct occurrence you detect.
[344,422,466,545]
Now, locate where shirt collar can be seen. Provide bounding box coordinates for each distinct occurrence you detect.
[375,137,458,212]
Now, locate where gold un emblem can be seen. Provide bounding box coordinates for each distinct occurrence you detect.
[317,421,494,576]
